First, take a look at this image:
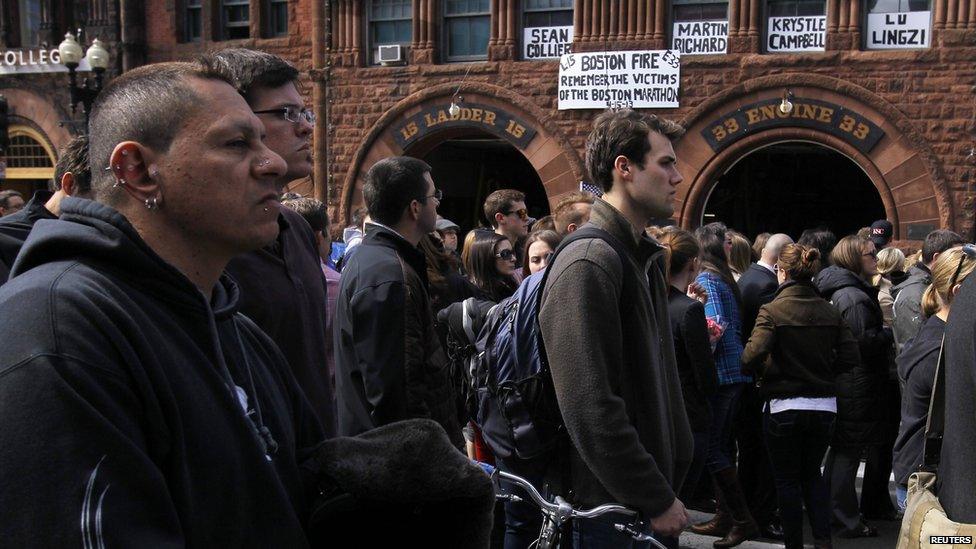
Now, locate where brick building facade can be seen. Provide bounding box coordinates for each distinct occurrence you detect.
[323,0,976,242]
[11,0,974,241]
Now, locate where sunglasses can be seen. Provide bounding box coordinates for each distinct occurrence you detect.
[495,249,516,261]
[504,208,529,220]
[252,106,316,125]
[949,244,976,288]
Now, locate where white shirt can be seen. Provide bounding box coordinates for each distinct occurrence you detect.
[768,397,837,414]
[757,261,777,275]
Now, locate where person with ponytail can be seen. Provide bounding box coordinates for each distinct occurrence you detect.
[690,223,757,547]
[660,229,720,520]
[742,244,860,549]
[893,245,976,513]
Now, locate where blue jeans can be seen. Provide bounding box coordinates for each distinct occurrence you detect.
[571,512,660,549]
[706,383,746,473]
[764,409,835,548]
[897,484,908,512]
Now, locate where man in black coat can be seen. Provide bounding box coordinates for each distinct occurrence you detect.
[940,260,976,523]
[736,233,792,540]
[334,157,462,447]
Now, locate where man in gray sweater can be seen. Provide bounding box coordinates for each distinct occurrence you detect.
[539,109,694,547]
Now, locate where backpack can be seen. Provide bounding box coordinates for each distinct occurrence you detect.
[468,227,634,463]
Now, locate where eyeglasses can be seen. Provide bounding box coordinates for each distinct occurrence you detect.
[253,106,316,125]
[504,208,529,220]
[948,244,976,288]
[495,249,516,261]
[424,189,443,201]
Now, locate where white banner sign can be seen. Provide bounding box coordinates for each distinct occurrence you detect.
[867,11,930,49]
[672,20,728,55]
[767,16,826,52]
[0,49,92,75]
[523,25,573,60]
[558,50,681,110]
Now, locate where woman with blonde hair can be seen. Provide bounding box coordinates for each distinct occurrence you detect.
[743,244,860,549]
[893,245,976,512]
[873,247,907,327]
[728,231,753,281]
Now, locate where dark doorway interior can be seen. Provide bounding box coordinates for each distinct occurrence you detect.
[417,134,549,233]
[703,142,886,240]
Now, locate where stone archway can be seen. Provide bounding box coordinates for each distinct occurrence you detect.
[0,87,73,153]
[338,82,585,225]
[674,73,952,242]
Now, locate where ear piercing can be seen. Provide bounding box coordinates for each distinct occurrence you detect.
[113,179,126,188]
[145,196,161,211]
[149,167,160,178]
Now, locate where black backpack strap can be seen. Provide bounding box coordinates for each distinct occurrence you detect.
[921,334,947,471]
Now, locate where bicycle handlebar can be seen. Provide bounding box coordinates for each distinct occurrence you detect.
[477,462,663,548]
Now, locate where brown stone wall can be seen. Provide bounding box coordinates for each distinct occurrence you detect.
[328,33,976,238]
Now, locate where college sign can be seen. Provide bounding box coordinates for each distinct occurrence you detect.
[701,98,885,154]
[0,48,92,75]
[392,103,537,150]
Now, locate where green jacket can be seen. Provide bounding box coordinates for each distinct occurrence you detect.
[539,198,693,520]
[741,280,860,400]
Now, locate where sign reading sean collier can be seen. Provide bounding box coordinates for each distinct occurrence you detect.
[558,50,681,110]
[523,26,573,60]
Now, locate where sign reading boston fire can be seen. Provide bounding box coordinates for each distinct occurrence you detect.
[701,97,885,154]
[867,11,931,49]
[767,16,826,52]
[558,50,681,110]
[672,20,728,55]
[524,26,573,60]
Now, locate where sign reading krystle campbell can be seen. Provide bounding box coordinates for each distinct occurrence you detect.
[557,50,681,110]
[767,16,826,52]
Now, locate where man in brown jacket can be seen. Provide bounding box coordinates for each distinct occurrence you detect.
[539,109,694,547]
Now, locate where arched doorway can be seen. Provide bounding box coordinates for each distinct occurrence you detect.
[407,129,548,232]
[338,83,584,227]
[703,142,886,239]
[674,75,954,242]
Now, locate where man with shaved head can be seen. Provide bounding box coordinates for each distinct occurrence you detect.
[0,61,324,545]
[736,231,794,540]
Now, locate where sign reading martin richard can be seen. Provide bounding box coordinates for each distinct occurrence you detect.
[672,20,728,55]
[701,98,885,154]
[393,103,537,150]
[558,50,681,110]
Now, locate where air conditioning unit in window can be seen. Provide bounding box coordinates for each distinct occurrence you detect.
[378,44,406,66]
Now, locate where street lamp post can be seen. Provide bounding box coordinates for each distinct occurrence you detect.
[57,32,110,126]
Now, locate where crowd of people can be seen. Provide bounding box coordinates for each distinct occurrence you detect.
[1,46,975,549]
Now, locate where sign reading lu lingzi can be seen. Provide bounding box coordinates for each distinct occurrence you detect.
[701,98,885,154]
[392,103,537,150]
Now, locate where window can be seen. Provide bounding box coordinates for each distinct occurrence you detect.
[867,0,929,12]
[17,0,43,47]
[369,0,412,64]
[673,0,729,21]
[866,0,930,49]
[767,0,826,17]
[184,0,202,42]
[523,0,572,27]
[672,1,729,55]
[264,0,288,37]
[766,0,826,52]
[222,0,250,40]
[445,0,490,61]
[522,0,573,60]
[4,127,55,194]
